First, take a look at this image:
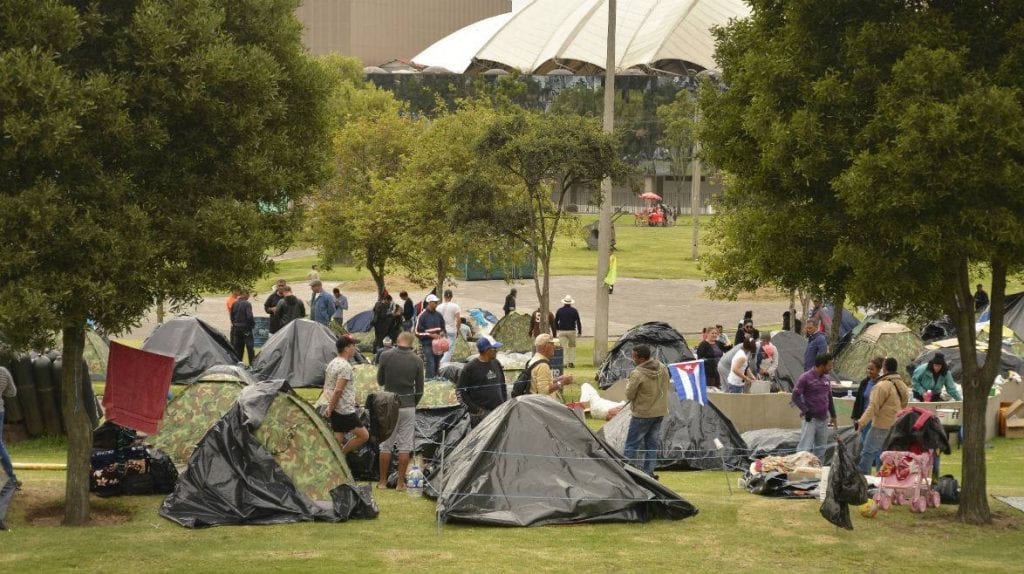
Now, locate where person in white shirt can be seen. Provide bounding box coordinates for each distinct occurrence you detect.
[726,338,757,393]
[436,289,461,365]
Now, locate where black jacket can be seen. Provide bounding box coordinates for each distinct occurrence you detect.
[276,295,306,329]
[230,299,255,331]
[851,376,874,422]
[457,358,507,411]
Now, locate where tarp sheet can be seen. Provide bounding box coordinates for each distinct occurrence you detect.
[598,399,747,471]
[772,330,807,392]
[252,319,365,388]
[908,346,1024,384]
[980,292,1024,336]
[742,426,862,462]
[142,317,238,385]
[430,395,698,526]
[597,322,694,389]
[159,381,375,528]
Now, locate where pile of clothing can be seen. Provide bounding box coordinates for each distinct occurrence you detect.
[89,422,178,497]
[741,451,823,498]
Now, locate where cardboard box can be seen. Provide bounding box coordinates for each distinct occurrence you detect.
[1005,400,1024,438]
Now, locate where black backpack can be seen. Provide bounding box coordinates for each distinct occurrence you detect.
[511,357,549,398]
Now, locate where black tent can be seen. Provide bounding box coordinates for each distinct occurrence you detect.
[598,398,748,471]
[159,381,376,528]
[429,395,698,526]
[252,319,366,387]
[920,318,957,343]
[141,317,238,385]
[772,330,808,392]
[597,322,694,389]
[908,346,1024,385]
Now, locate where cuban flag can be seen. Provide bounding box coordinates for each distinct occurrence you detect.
[668,360,708,405]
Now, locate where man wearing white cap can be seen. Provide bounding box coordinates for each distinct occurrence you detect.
[529,334,574,402]
[554,295,582,368]
[457,336,507,427]
[415,293,446,378]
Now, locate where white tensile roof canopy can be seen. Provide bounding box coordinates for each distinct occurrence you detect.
[413,0,749,74]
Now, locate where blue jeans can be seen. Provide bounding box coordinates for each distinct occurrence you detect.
[421,341,440,378]
[0,411,15,481]
[797,417,829,461]
[725,383,744,393]
[859,425,888,475]
[624,416,663,475]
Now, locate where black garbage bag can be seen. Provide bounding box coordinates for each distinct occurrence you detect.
[331,484,380,520]
[415,405,471,464]
[935,475,960,505]
[819,438,868,530]
[743,470,818,499]
[147,448,179,494]
[346,439,380,482]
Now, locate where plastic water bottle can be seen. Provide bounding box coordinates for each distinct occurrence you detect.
[406,463,424,491]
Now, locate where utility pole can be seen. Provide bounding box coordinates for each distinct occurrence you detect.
[593,0,616,365]
[690,137,701,261]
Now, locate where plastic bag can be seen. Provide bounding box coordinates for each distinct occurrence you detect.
[819,438,868,529]
[330,484,379,520]
[935,475,960,505]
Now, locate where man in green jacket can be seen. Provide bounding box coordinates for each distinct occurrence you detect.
[912,353,961,401]
[623,345,670,477]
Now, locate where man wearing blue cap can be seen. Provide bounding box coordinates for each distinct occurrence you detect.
[457,336,508,427]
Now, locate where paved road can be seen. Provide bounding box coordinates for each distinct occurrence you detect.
[126,274,790,344]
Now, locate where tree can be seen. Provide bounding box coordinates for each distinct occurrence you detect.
[0,0,331,524]
[836,45,1024,525]
[310,86,424,296]
[478,109,623,333]
[398,102,523,295]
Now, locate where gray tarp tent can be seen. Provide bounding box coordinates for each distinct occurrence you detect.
[429,395,698,526]
[597,322,694,389]
[252,319,366,388]
[142,317,238,385]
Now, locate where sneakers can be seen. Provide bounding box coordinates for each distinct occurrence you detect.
[14,479,22,490]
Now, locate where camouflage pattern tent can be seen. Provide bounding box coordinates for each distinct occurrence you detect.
[350,363,459,409]
[490,311,533,353]
[833,322,924,381]
[452,333,474,363]
[151,369,352,502]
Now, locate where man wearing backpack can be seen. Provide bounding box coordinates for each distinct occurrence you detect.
[527,334,573,401]
[623,344,670,477]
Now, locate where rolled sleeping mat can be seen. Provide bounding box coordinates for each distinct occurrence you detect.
[33,354,62,435]
[12,355,44,437]
[2,359,25,424]
[51,356,65,432]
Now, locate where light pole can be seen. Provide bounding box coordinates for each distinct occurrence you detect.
[593,0,616,365]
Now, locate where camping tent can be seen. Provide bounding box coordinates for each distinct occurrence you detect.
[344,310,374,334]
[908,346,1024,385]
[921,318,957,343]
[252,319,365,388]
[772,330,807,392]
[464,308,499,336]
[159,380,366,528]
[142,317,239,385]
[823,305,860,340]
[833,322,924,381]
[597,322,694,389]
[149,366,253,465]
[742,426,862,462]
[489,311,534,353]
[55,327,109,381]
[980,291,1024,337]
[598,397,747,471]
[430,395,698,526]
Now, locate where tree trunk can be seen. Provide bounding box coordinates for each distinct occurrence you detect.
[789,289,798,333]
[829,293,845,351]
[367,255,386,298]
[951,258,1003,525]
[156,297,165,324]
[61,326,91,526]
[434,257,447,300]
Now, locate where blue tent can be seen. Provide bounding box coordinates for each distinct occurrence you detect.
[345,310,374,333]
[823,305,860,340]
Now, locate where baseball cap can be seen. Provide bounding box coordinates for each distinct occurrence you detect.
[425,294,440,303]
[534,334,560,347]
[476,336,504,353]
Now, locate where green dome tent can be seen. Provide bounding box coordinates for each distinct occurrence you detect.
[489,311,534,353]
[833,322,924,381]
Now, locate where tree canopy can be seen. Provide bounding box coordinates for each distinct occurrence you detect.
[0,0,331,524]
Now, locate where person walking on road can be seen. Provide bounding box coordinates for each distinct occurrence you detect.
[554,295,582,368]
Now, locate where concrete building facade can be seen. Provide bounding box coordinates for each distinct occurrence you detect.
[295,0,511,65]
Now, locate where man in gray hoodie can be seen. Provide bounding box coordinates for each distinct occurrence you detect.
[623,345,671,477]
[376,331,424,490]
[1,366,20,489]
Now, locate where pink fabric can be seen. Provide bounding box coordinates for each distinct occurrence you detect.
[102,342,175,434]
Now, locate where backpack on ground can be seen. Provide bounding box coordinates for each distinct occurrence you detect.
[511,357,549,398]
[366,391,400,443]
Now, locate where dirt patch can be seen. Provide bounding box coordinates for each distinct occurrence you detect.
[24,500,132,527]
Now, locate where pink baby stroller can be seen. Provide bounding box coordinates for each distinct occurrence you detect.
[874,451,941,513]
